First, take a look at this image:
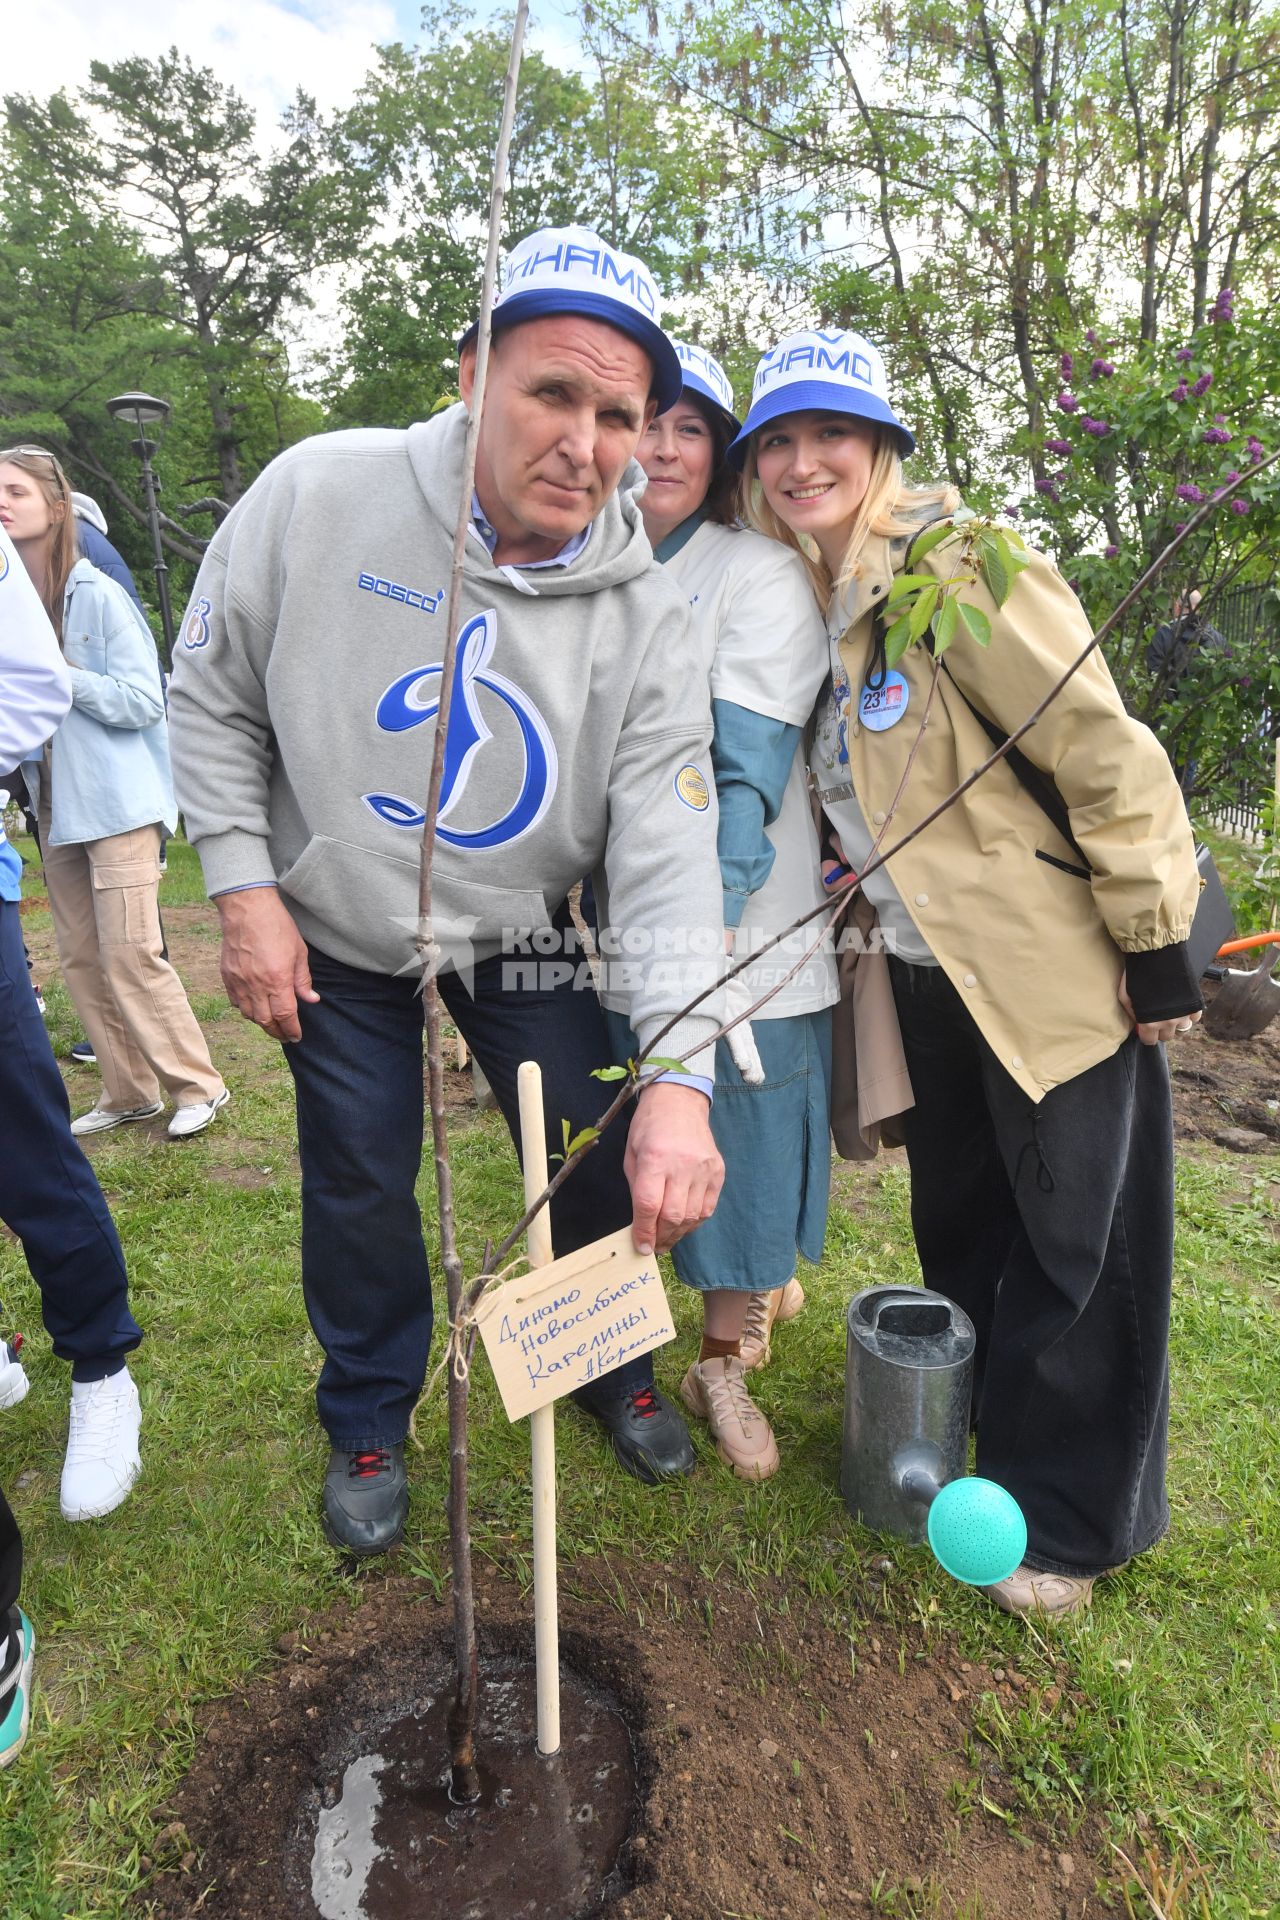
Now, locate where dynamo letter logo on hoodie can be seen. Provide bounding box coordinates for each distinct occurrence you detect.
[362,609,558,849]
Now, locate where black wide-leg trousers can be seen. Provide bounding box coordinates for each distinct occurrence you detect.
[889,959,1173,1577]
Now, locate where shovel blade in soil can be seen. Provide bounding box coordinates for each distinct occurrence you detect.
[1203,951,1280,1041]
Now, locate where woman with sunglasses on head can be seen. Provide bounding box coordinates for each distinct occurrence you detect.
[598,343,838,1480]
[0,447,227,1140]
[730,332,1203,1613]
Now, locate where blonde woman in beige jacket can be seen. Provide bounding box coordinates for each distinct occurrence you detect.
[729,329,1202,1618]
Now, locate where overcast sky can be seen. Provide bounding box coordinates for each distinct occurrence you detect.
[10,1,585,130]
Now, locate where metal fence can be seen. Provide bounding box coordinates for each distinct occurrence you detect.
[1201,584,1278,842]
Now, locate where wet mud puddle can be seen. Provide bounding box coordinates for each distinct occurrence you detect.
[306,1659,635,1920]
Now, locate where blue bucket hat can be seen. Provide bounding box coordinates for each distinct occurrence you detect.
[459,225,682,413]
[728,328,915,466]
[672,340,740,434]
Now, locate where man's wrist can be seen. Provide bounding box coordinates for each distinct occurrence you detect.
[213,881,279,916]
[638,1073,713,1105]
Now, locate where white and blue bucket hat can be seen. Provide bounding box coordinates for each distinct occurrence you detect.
[460,224,682,413]
[728,328,915,466]
[672,340,740,434]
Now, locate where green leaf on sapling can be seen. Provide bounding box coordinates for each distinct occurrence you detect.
[931,593,959,655]
[644,1057,690,1074]
[591,1064,630,1081]
[907,521,960,562]
[907,583,939,641]
[980,541,1010,606]
[958,601,993,647]
[886,572,935,604]
[883,613,914,666]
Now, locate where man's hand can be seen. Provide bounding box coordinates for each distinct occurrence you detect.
[216,886,319,1043]
[625,1081,724,1255]
[1118,968,1202,1047]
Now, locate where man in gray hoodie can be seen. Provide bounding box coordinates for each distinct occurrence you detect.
[168,227,727,1553]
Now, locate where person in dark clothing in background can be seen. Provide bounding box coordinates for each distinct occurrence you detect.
[1146,588,1229,793]
[70,493,146,615]
[2,519,148,1770]
[1147,588,1227,695]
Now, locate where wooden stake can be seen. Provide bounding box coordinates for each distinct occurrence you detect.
[517,1062,561,1757]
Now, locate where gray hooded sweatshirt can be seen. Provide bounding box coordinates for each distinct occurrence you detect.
[167,404,723,1063]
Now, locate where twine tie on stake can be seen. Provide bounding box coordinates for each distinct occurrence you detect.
[410,1254,529,1445]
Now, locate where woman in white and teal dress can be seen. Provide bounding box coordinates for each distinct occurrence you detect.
[600,343,837,1480]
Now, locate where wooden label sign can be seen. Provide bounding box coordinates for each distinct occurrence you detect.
[476,1227,676,1422]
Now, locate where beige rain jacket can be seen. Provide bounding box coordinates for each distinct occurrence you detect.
[818,522,1200,1104]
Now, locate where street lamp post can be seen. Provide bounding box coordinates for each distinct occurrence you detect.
[105,392,175,668]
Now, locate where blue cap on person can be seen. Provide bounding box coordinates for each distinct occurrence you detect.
[459,225,683,413]
[728,327,915,466]
[673,340,740,433]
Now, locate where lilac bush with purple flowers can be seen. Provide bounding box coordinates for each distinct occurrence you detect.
[1017,293,1279,795]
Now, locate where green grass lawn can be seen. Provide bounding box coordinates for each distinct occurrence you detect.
[1,838,1278,1917]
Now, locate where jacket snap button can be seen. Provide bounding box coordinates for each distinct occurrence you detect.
[1011,1055,1024,1070]
[963,972,977,987]
[914,892,929,906]
[872,809,886,824]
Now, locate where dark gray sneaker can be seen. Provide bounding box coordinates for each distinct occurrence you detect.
[581,1385,697,1485]
[322,1445,408,1555]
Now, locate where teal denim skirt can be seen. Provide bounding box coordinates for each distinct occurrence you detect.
[605,1006,833,1292]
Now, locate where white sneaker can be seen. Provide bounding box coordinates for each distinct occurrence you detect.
[0,1340,29,1412]
[167,1088,230,1139]
[70,1102,163,1137]
[60,1370,142,1521]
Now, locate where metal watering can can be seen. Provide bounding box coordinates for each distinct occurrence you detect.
[841,1285,1026,1586]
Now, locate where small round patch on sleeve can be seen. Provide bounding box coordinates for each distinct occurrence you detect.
[674,763,711,812]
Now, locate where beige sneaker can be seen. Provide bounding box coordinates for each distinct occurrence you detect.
[679,1356,780,1480]
[739,1277,806,1372]
[983,1564,1096,1618]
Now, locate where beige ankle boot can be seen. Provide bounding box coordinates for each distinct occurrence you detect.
[679,1355,780,1480]
[739,1277,805,1372]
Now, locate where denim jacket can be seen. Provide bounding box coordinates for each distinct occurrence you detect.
[22,560,177,846]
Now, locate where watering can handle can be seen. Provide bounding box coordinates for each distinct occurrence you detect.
[864,1289,921,1332]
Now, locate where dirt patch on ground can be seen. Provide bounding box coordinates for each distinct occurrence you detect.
[22,898,226,1004]
[145,1563,1107,1920]
[1169,976,1280,1147]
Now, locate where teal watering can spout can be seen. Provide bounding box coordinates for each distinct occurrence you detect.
[893,1444,1026,1586]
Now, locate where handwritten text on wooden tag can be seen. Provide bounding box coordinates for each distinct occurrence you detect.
[476,1227,676,1422]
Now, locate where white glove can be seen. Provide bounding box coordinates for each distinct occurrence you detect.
[724,971,765,1085]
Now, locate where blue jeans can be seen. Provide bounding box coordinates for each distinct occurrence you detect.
[889,958,1172,1576]
[284,943,648,1449]
[0,899,141,1379]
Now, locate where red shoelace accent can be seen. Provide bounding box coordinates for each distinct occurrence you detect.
[629,1389,660,1420]
[348,1449,389,1479]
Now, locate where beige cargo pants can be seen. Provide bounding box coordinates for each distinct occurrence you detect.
[40,810,224,1115]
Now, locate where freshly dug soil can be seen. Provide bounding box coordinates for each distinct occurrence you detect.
[305,1656,634,1920]
[1170,975,1280,1146]
[145,1563,1107,1920]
